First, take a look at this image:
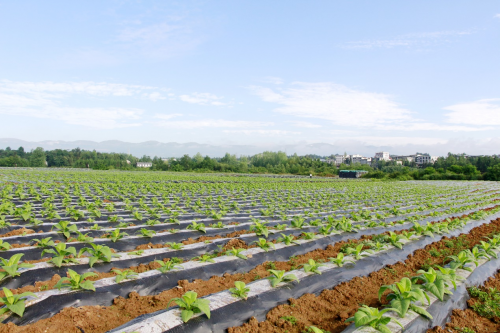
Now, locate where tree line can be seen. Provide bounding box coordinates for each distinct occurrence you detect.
[1,147,499,180]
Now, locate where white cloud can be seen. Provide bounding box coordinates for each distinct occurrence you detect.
[0,104,143,129]
[223,130,301,136]
[252,81,486,132]
[495,14,500,19]
[341,30,472,49]
[179,92,228,106]
[0,80,169,128]
[443,99,500,126]
[154,119,274,129]
[0,80,166,100]
[251,82,413,127]
[287,121,322,128]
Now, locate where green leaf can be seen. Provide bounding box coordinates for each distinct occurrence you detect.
[7,300,25,317]
[88,256,98,268]
[195,298,211,319]
[180,309,194,323]
[50,256,64,268]
[410,304,433,319]
[79,280,96,291]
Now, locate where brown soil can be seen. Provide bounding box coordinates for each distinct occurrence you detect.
[0,228,35,238]
[427,270,500,333]
[0,214,498,333]
[131,229,251,250]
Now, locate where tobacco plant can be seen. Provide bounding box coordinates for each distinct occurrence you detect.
[346,305,403,333]
[112,269,138,283]
[167,291,211,323]
[229,281,250,300]
[378,277,432,319]
[0,254,35,280]
[78,243,119,267]
[267,269,298,287]
[0,287,36,317]
[54,269,97,291]
[42,243,79,267]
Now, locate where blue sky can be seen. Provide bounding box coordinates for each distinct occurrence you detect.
[0,1,499,155]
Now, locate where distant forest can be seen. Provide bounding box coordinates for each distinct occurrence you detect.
[1,146,499,180]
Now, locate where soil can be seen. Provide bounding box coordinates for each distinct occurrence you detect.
[0,228,35,238]
[427,270,500,333]
[0,214,498,333]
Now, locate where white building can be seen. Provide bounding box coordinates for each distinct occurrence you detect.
[333,154,347,165]
[374,152,390,161]
[136,162,152,168]
[351,155,372,165]
[414,154,438,165]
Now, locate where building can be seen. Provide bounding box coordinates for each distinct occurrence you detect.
[374,152,390,161]
[351,155,372,165]
[136,162,152,168]
[392,155,414,163]
[339,170,368,178]
[414,154,438,165]
[333,154,347,165]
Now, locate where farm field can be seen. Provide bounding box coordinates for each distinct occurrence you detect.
[0,169,499,333]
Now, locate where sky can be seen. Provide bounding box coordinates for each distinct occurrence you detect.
[0,1,499,156]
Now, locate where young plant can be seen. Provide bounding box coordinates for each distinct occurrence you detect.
[291,216,307,229]
[378,277,432,319]
[90,223,102,231]
[75,232,94,243]
[167,291,210,323]
[155,260,183,273]
[128,249,144,256]
[0,239,11,251]
[301,232,316,240]
[477,241,498,259]
[136,228,156,238]
[225,247,248,260]
[0,287,37,317]
[187,221,206,233]
[51,220,78,240]
[131,210,143,221]
[54,269,97,291]
[267,269,298,287]
[165,242,184,250]
[250,221,270,238]
[42,243,79,268]
[384,232,404,249]
[252,238,275,252]
[447,250,477,272]
[104,229,128,242]
[277,233,299,246]
[111,269,138,283]
[329,253,354,267]
[229,281,250,300]
[195,254,216,263]
[345,305,403,333]
[413,267,453,301]
[301,259,324,275]
[107,215,122,223]
[0,254,35,280]
[345,244,374,260]
[78,243,119,267]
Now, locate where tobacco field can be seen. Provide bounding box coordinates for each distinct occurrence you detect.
[0,169,499,333]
